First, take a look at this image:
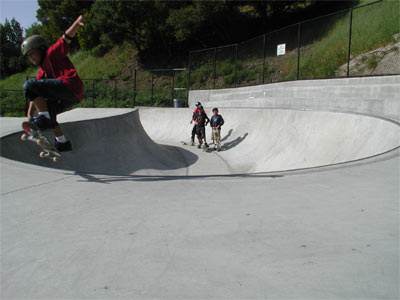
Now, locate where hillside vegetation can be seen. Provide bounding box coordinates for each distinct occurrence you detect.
[190,0,399,88]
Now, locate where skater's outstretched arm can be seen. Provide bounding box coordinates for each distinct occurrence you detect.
[64,15,84,43]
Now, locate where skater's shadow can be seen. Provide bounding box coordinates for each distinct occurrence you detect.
[221,132,248,151]
[220,129,233,142]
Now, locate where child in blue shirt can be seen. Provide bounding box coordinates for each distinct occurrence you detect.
[209,107,224,151]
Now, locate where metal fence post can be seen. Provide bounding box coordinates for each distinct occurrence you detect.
[234,44,238,88]
[262,34,266,84]
[133,69,137,107]
[92,80,95,107]
[113,79,117,107]
[297,22,302,80]
[213,47,217,89]
[187,52,192,91]
[346,7,353,77]
[151,73,154,104]
[171,70,175,105]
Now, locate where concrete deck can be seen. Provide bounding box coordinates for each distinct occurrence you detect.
[1,76,399,300]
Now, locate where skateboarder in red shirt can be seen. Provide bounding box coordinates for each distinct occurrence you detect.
[194,105,210,148]
[21,15,85,152]
[190,101,202,146]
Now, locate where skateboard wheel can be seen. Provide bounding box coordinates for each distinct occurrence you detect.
[40,151,50,158]
[52,157,59,162]
[21,134,28,141]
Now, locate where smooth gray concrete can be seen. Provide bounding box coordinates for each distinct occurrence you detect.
[1,75,399,300]
[189,75,400,122]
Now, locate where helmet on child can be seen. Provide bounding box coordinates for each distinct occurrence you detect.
[21,35,47,56]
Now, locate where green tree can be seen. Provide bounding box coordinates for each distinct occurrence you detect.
[0,18,26,78]
[36,0,94,48]
[25,22,44,37]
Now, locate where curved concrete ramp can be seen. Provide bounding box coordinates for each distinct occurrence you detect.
[1,108,399,176]
[140,108,400,174]
[0,109,198,176]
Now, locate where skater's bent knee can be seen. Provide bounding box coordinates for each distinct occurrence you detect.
[23,79,37,92]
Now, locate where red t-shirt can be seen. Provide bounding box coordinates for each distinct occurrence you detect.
[36,37,84,101]
[192,107,201,124]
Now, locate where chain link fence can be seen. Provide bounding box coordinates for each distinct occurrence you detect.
[0,68,188,116]
[188,0,399,90]
[188,48,215,90]
[237,35,265,87]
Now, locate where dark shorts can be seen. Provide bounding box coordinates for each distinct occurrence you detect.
[191,125,197,139]
[24,79,78,126]
[196,125,206,139]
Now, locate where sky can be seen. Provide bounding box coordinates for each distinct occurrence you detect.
[1,0,39,31]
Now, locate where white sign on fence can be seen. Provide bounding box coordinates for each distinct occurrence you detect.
[277,43,286,56]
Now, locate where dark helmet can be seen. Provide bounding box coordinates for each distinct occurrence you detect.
[21,35,47,56]
[195,101,201,107]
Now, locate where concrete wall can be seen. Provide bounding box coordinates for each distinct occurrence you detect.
[189,75,400,122]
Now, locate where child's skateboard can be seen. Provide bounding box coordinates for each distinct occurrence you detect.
[180,141,196,146]
[21,121,61,162]
[204,144,224,152]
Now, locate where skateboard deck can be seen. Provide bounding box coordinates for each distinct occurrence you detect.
[21,121,61,162]
[180,141,196,146]
[204,144,224,152]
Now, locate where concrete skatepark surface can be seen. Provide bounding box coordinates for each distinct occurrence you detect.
[1,76,399,299]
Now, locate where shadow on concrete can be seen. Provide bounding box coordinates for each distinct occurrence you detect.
[0,131,199,176]
[70,146,400,184]
[74,172,284,184]
[220,129,233,142]
[221,133,248,151]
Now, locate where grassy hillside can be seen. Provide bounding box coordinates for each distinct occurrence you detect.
[190,0,399,87]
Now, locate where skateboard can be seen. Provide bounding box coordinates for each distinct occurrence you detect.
[180,141,196,146]
[204,143,224,152]
[21,121,61,162]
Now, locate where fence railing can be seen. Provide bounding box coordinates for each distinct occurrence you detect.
[0,68,188,116]
[187,0,400,90]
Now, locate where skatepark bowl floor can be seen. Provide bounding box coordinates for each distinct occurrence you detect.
[1,103,399,299]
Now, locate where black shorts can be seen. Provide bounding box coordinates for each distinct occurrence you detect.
[24,79,79,126]
[196,125,206,139]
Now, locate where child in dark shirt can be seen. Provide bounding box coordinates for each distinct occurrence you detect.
[190,101,202,146]
[194,105,210,149]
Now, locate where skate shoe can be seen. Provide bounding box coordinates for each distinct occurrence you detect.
[54,139,72,152]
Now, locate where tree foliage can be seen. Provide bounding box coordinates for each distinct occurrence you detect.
[2,0,357,77]
[0,19,26,78]
[36,0,94,48]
